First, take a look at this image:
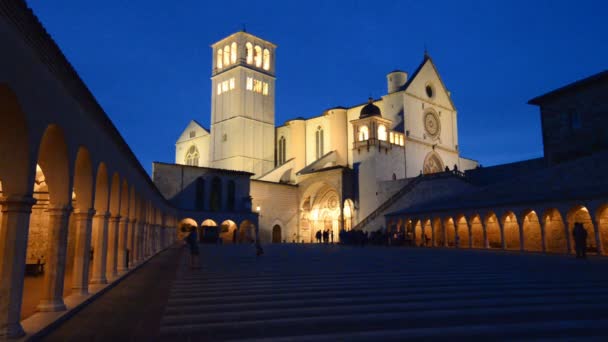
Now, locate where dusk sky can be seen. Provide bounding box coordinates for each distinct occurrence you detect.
[27,0,607,173]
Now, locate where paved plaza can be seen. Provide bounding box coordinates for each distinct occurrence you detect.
[42,244,608,341]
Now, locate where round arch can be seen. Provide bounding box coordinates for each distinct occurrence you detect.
[178,218,198,241]
[566,205,597,254]
[272,224,282,243]
[423,151,444,175]
[501,211,521,250]
[522,210,542,252]
[239,220,256,243]
[469,214,484,248]
[542,208,567,253]
[220,220,237,244]
[484,212,502,249]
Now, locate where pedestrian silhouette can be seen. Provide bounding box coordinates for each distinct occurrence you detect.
[572,222,588,259]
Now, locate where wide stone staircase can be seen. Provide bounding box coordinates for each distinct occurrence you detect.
[160,244,608,341]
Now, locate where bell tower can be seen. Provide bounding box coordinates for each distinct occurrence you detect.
[209,31,276,177]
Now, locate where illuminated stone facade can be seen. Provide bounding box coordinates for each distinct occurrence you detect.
[175,32,478,243]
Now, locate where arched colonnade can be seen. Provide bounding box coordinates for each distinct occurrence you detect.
[387,204,608,256]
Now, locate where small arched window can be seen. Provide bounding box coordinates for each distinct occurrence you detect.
[263,48,270,70]
[315,126,324,159]
[254,45,262,68]
[246,42,253,64]
[278,136,286,165]
[216,49,223,69]
[210,177,222,212]
[223,45,230,66]
[378,125,387,141]
[230,42,237,64]
[227,180,236,211]
[185,145,199,166]
[359,125,369,141]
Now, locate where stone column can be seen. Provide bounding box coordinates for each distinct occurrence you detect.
[71,208,95,295]
[454,222,459,248]
[117,216,129,273]
[467,221,473,249]
[499,221,506,250]
[134,221,143,264]
[565,222,572,254]
[106,215,120,280]
[37,206,71,312]
[517,217,525,252]
[0,195,35,338]
[127,218,136,268]
[142,222,149,259]
[90,212,109,284]
[482,221,489,249]
[593,218,603,255]
[540,217,547,253]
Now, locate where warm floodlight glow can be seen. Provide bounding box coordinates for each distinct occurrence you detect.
[230,42,237,64]
[263,48,270,70]
[254,45,262,67]
[359,125,369,141]
[378,125,387,141]
[256,206,261,213]
[246,42,253,64]
[216,49,223,69]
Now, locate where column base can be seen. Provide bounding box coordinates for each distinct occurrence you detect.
[89,277,108,285]
[0,322,26,339]
[117,267,129,273]
[71,287,89,296]
[37,300,66,312]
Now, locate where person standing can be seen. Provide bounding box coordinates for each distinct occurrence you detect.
[185,227,200,269]
[315,230,322,243]
[572,222,588,259]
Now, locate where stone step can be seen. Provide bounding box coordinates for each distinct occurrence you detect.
[168,276,605,298]
[160,302,608,339]
[161,293,608,326]
[164,286,608,315]
[166,282,608,307]
[234,319,608,342]
[173,268,520,286]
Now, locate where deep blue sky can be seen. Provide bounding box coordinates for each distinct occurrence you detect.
[28,0,607,173]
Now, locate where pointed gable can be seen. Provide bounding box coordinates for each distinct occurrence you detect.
[176,120,209,144]
[404,54,456,110]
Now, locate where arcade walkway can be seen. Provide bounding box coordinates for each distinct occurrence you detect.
[45,245,608,340]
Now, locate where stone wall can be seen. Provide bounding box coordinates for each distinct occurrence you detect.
[250,180,299,243]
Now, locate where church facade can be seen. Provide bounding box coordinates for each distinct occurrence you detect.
[167,31,477,243]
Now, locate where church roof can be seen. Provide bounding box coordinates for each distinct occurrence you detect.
[401,52,456,110]
[528,70,608,105]
[359,97,382,119]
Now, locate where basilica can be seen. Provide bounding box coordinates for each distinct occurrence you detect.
[156,31,478,243]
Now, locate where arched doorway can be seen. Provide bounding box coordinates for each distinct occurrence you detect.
[543,208,567,253]
[470,215,484,248]
[239,220,256,243]
[201,219,218,243]
[567,205,597,254]
[272,225,282,243]
[343,199,355,231]
[522,210,542,252]
[220,220,237,244]
[501,211,521,250]
[177,218,198,241]
[485,212,502,249]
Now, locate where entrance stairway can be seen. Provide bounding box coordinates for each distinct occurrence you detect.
[352,170,467,232]
[159,244,608,340]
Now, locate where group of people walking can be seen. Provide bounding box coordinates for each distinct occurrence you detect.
[315,229,334,244]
